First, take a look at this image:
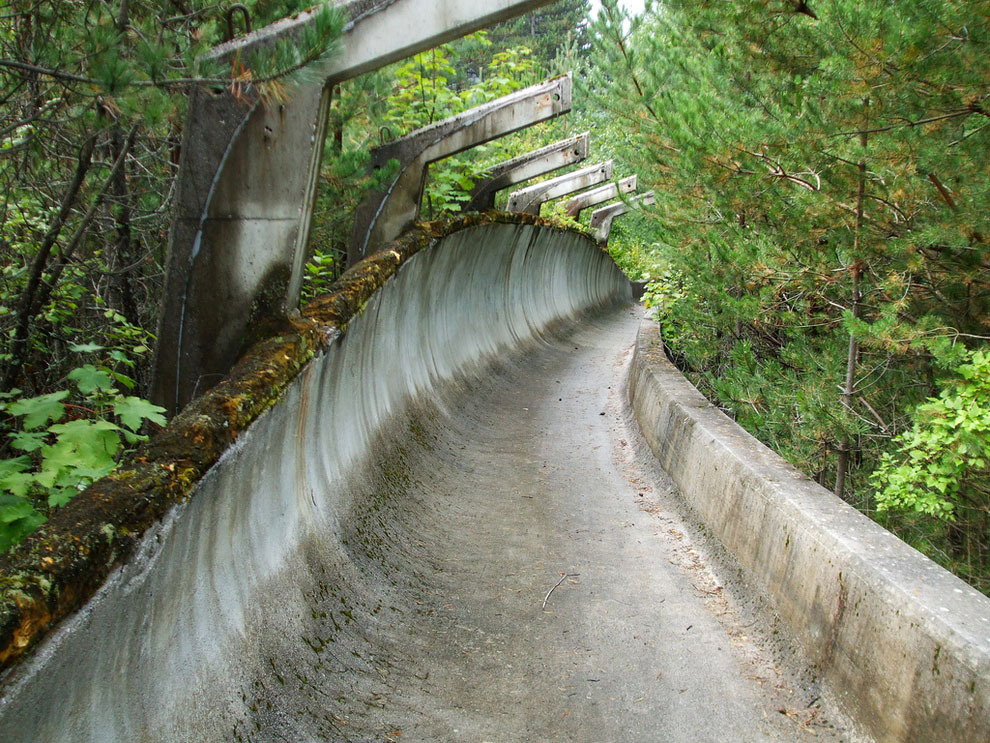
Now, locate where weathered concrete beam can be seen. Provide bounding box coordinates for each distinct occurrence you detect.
[590,191,656,243]
[349,74,572,264]
[462,132,589,212]
[152,0,558,416]
[564,175,637,218]
[506,160,613,215]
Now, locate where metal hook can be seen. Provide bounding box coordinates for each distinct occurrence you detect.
[225,4,251,41]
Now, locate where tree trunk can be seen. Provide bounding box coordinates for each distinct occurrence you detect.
[834,262,860,498]
[3,136,96,389]
[835,99,869,499]
[109,123,140,329]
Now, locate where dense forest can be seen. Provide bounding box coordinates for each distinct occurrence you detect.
[1,0,987,594]
[587,0,989,592]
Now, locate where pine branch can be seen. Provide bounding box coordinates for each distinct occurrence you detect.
[830,108,979,138]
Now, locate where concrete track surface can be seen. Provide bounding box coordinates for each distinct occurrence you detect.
[0,226,867,742]
[283,305,863,743]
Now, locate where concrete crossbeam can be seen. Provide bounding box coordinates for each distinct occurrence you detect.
[590,191,656,243]
[462,132,590,212]
[564,175,638,218]
[349,74,572,263]
[506,160,614,215]
[152,0,557,416]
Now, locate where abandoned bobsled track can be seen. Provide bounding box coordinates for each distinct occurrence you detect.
[0,217,987,742]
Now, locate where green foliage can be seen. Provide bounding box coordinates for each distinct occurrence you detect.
[0,346,166,552]
[872,349,990,589]
[306,27,563,277]
[0,2,345,553]
[487,0,591,75]
[381,34,541,216]
[586,0,990,589]
[236,4,346,103]
[608,238,663,282]
[300,247,339,302]
[1,1,345,404]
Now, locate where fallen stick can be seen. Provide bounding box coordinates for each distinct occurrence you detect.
[543,572,579,610]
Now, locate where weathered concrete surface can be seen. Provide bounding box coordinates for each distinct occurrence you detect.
[628,319,990,743]
[565,175,638,218]
[153,0,558,416]
[591,190,655,242]
[0,213,545,674]
[348,74,572,264]
[507,159,614,215]
[462,131,590,212]
[0,220,639,741]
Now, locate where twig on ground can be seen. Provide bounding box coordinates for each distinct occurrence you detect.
[542,572,579,610]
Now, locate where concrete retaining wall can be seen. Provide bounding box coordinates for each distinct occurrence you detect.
[0,218,630,741]
[628,319,990,743]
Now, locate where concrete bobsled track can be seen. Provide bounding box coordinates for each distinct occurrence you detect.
[0,215,985,742]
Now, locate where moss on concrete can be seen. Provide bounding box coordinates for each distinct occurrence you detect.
[0,212,591,673]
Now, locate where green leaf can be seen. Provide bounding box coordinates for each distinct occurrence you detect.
[8,430,46,453]
[48,486,78,508]
[0,495,38,524]
[0,471,35,498]
[0,493,46,553]
[69,342,105,353]
[7,391,69,430]
[0,457,34,497]
[68,364,116,395]
[40,420,122,489]
[112,371,136,390]
[0,457,31,479]
[113,396,167,432]
[109,349,133,366]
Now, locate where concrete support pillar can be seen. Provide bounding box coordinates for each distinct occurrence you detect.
[564,175,637,218]
[349,74,572,263]
[462,132,589,212]
[590,191,656,243]
[152,0,557,416]
[506,160,613,215]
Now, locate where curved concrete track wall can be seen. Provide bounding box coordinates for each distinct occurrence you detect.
[628,321,990,743]
[0,218,630,741]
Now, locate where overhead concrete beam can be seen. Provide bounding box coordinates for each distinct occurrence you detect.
[590,191,656,243]
[462,132,590,212]
[564,175,638,218]
[348,73,572,264]
[506,160,614,215]
[152,0,558,417]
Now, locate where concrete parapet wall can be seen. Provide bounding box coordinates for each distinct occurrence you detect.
[0,215,630,740]
[628,319,990,743]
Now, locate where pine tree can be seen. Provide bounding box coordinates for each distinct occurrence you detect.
[585,0,989,587]
[479,0,592,76]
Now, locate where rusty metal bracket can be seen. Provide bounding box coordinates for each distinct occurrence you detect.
[225,4,251,41]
